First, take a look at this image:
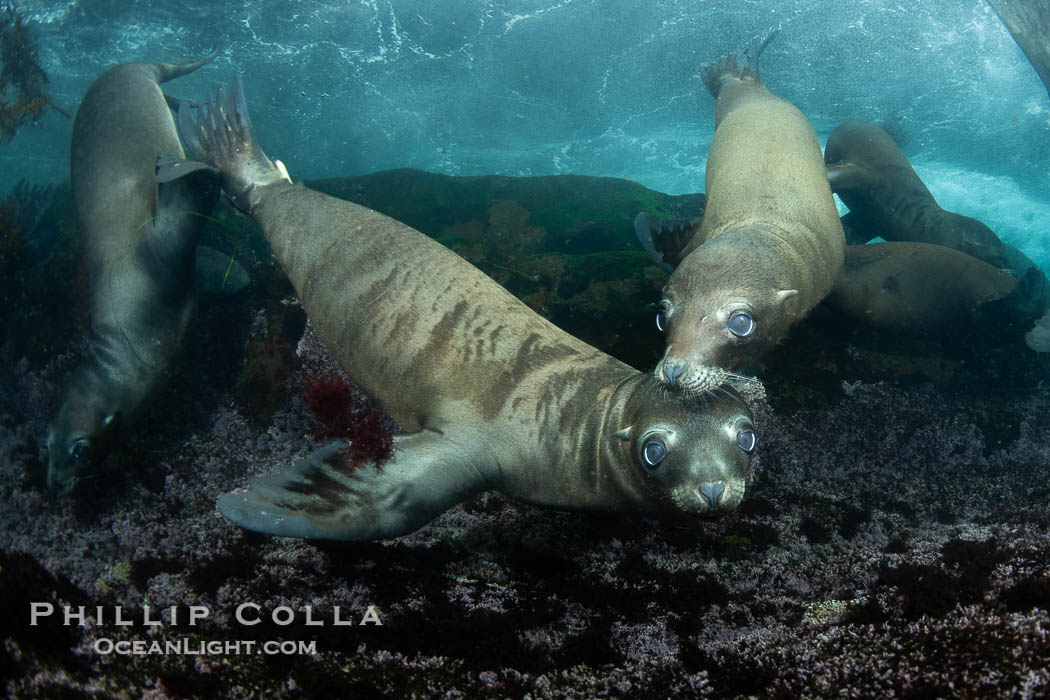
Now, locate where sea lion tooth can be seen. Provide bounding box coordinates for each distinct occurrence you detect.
[181,79,758,541]
[653,40,845,397]
[47,53,221,493]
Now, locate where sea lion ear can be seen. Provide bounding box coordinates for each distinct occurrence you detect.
[775,289,801,316]
[616,427,632,441]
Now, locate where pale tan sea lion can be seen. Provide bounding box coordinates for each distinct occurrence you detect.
[47,54,221,492]
[654,45,845,396]
[824,121,1014,269]
[173,81,758,541]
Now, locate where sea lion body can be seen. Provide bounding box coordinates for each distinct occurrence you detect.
[177,81,757,541]
[824,121,1013,269]
[47,55,220,491]
[827,242,1034,338]
[655,51,845,395]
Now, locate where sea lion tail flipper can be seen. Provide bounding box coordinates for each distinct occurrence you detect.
[217,432,489,541]
[177,79,289,213]
[195,245,250,300]
[633,212,702,272]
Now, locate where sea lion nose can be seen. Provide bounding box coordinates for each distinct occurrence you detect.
[698,481,725,509]
[663,361,685,387]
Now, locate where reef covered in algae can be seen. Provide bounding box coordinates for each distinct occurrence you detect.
[2,170,1049,697]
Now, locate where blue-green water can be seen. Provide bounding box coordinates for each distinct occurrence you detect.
[6,0,1050,268]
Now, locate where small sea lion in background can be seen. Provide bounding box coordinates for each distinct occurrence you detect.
[174,80,758,542]
[47,53,221,492]
[637,217,1045,341]
[654,38,845,396]
[824,121,1014,269]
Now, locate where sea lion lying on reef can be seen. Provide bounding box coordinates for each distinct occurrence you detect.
[173,80,758,541]
[653,39,845,396]
[47,54,222,492]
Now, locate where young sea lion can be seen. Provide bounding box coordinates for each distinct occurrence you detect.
[47,54,221,492]
[174,81,758,542]
[653,42,845,396]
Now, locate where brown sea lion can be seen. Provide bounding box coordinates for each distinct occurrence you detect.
[654,43,845,396]
[824,120,1014,269]
[173,81,758,541]
[46,54,221,492]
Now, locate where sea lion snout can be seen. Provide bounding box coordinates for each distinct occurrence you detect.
[698,480,726,508]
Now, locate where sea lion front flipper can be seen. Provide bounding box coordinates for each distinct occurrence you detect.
[633,213,702,272]
[217,431,491,541]
[825,162,871,193]
[155,152,216,184]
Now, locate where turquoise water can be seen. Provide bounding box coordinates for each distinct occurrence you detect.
[6,0,1049,268]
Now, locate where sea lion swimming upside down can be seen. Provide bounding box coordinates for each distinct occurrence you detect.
[47,54,221,492]
[654,42,845,396]
[175,81,759,541]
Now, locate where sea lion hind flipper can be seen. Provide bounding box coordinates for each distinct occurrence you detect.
[633,212,702,272]
[701,32,775,98]
[177,79,287,212]
[217,432,490,541]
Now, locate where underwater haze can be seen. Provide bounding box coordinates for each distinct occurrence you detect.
[6,0,1050,267]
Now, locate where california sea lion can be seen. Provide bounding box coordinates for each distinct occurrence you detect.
[654,44,845,396]
[174,80,757,541]
[824,121,1014,269]
[47,54,221,492]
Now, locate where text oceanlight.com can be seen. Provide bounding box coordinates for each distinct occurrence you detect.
[94,638,317,656]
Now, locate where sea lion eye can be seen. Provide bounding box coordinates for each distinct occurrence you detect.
[72,441,93,463]
[728,311,754,337]
[737,429,756,453]
[642,440,666,468]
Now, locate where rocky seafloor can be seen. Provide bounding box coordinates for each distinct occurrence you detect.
[2,170,1049,697]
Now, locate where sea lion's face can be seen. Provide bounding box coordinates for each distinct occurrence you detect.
[618,379,756,516]
[654,245,799,396]
[46,382,119,493]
